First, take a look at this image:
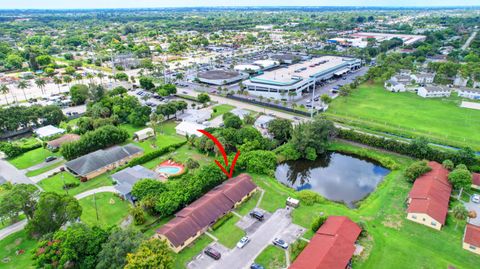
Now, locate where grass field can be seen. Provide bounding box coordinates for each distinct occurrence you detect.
[8,147,59,170]
[325,82,480,150]
[38,172,112,196]
[78,192,130,228]
[120,121,186,153]
[0,230,35,269]
[211,104,235,119]
[174,235,213,269]
[211,215,245,249]
[254,245,286,268]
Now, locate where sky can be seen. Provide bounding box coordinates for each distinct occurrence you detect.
[1,0,479,9]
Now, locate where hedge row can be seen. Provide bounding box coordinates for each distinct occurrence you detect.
[337,128,479,166]
[211,212,233,230]
[0,141,43,158]
[115,141,187,171]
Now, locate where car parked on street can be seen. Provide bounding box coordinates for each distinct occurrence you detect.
[272,238,288,249]
[236,236,250,248]
[204,247,221,260]
[472,194,480,203]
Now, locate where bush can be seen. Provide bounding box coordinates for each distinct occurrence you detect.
[297,190,325,206]
[275,143,302,162]
[237,150,277,175]
[63,182,80,190]
[211,212,233,230]
[448,168,472,190]
[442,159,454,170]
[404,160,432,182]
[186,158,200,169]
[0,141,42,158]
[289,240,308,262]
[311,215,327,233]
[130,205,146,225]
[119,141,186,169]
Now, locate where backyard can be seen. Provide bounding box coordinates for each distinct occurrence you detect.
[8,147,59,170]
[78,192,130,228]
[325,82,480,150]
[0,231,35,269]
[38,172,113,196]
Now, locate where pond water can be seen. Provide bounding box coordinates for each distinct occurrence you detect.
[275,152,390,208]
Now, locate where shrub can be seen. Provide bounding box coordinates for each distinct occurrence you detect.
[130,205,146,225]
[211,212,233,230]
[448,168,472,190]
[311,215,327,233]
[275,143,302,161]
[442,159,454,170]
[403,160,432,182]
[289,240,308,262]
[0,141,42,158]
[186,158,200,169]
[118,141,186,170]
[297,190,325,206]
[237,150,277,175]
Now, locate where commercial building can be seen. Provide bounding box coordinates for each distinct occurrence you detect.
[253,60,280,70]
[196,70,244,85]
[244,56,361,100]
[406,162,452,230]
[65,144,143,180]
[290,216,362,269]
[350,32,426,46]
[417,85,451,98]
[463,224,480,255]
[234,64,261,74]
[327,38,368,48]
[156,174,257,252]
[270,53,302,64]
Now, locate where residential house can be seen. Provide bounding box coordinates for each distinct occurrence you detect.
[406,162,452,230]
[46,134,81,150]
[456,87,480,100]
[472,173,480,190]
[175,121,206,137]
[454,75,468,87]
[384,80,406,92]
[254,115,275,137]
[177,109,212,124]
[111,165,158,202]
[391,74,412,85]
[65,144,143,180]
[411,72,435,84]
[156,174,257,253]
[230,108,250,120]
[463,224,480,255]
[417,85,451,98]
[34,125,66,139]
[290,216,362,269]
[133,128,154,141]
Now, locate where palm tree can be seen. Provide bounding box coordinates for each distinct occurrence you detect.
[17,80,30,101]
[35,78,46,95]
[63,75,72,86]
[0,84,10,105]
[86,73,94,84]
[53,76,63,94]
[97,72,105,83]
[74,73,83,84]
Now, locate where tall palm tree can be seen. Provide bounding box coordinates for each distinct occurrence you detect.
[97,72,105,83]
[17,80,30,101]
[35,78,46,95]
[63,75,72,86]
[53,76,63,94]
[0,84,10,105]
[74,73,83,84]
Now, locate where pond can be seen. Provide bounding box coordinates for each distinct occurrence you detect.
[275,152,390,208]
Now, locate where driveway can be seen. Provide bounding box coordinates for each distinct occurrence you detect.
[195,208,304,269]
[0,158,34,184]
[464,199,480,226]
[74,186,119,199]
[0,219,27,241]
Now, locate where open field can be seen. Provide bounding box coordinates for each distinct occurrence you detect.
[0,230,35,269]
[211,104,235,119]
[254,245,286,268]
[120,121,186,153]
[325,82,480,150]
[8,148,59,170]
[38,172,112,196]
[211,215,245,249]
[78,192,130,228]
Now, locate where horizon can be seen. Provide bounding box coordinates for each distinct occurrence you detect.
[1,0,480,10]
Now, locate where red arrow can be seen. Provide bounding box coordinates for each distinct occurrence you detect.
[198,129,240,178]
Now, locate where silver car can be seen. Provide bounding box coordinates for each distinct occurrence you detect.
[236,236,250,248]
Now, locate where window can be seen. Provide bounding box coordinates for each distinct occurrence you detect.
[470,245,476,250]
[431,221,436,226]
[411,215,417,219]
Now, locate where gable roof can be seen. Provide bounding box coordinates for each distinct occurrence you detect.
[47,134,81,148]
[111,165,157,195]
[407,161,452,224]
[472,173,480,186]
[157,174,257,248]
[65,144,142,177]
[464,224,480,247]
[290,216,361,269]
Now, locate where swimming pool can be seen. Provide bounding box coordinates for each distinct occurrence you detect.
[156,166,182,175]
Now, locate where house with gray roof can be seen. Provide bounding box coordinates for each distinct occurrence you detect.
[65,144,143,180]
[111,165,158,202]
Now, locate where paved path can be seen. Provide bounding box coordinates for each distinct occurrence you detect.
[0,159,33,185]
[462,31,478,50]
[22,157,63,172]
[0,220,27,240]
[29,165,65,183]
[74,186,119,199]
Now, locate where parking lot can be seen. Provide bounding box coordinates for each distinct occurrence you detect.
[188,208,305,269]
[464,194,480,226]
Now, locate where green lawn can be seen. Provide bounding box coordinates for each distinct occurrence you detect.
[235,190,262,216]
[211,104,235,119]
[211,215,245,249]
[246,141,480,269]
[38,172,113,196]
[325,82,480,150]
[0,230,36,269]
[25,161,65,177]
[254,245,286,269]
[174,235,213,269]
[120,122,186,154]
[78,192,130,228]
[142,144,213,170]
[8,147,59,170]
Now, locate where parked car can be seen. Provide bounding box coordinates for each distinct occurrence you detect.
[182,91,188,94]
[249,210,264,221]
[272,238,288,249]
[236,236,250,248]
[204,247,221,260]
[45,156,57,162]
[472,194,480,203]
[251,263,265,269]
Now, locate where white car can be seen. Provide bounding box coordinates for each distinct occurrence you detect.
[472,194,480,204]
[236,236,250,248]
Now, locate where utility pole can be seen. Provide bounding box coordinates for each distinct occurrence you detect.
[62,173,68,195]
[94,192,99,221]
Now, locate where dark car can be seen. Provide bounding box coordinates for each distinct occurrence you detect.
[45,156,57,162]
[251,263,265,269]
[249,210,264,221]
[204,247,221,260]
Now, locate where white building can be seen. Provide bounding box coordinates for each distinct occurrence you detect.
[175,121,206,137]
[253,60,280,70]
[244,56,361,100]
[454,75,469,87]
[384,80,406,92]
[411,73,435,84]
[417,85,451,98]
[197,70,244,85]
[457,87,480,100]
[133,128,154,141]
[230,108,250,120]
[34,125,66,139]
[254,115,275,137]
[234,64,261,74]
[177,109,212,124]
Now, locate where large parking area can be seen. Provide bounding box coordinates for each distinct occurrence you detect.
[187,208,305,269]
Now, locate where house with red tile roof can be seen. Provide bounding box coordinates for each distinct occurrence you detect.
[406,161,452,230]
[155,174,257,252]
[471,173,480,190]
[289,216,361,269]
[463,224,480,255]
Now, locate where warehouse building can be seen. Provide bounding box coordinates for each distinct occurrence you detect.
[244,56,361,100]
[196,70,244,85]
